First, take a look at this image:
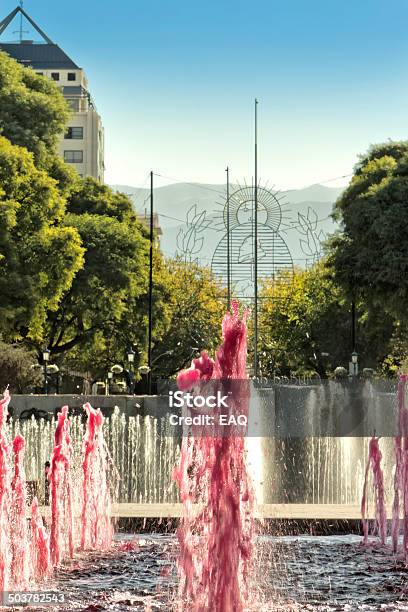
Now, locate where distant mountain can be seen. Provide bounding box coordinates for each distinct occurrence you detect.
[283,183,343,204]
[110,182,344,270]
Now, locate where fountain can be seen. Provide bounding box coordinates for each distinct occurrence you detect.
[0,390,114,595]
[2,304,408,609]
[361,373,408,559]
[174,300,254,611]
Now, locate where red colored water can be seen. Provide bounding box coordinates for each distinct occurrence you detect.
[30,496,51,579]
[81,402,113,551]
[391,374,408,557]
[361,436,387,545]
[49,405,74,565]
[174,300,254,612]
[362,374,408,559]
[0,391,114,591]
[11,434,29,586]
[0,390,11,591]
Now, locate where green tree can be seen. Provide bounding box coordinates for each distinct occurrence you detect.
[258,262,393,377]
[0,340,42,394]
[0,136,84,341]
[60,247,171,382]
[0,51,69,158]
[45,212,150,359]
[329,140,408,320]
[0,51,77,192]
[40,181,172,381]
[67,177,135,222]
[151,258,227,379]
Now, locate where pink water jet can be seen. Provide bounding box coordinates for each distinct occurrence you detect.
[0,389,11,591]
[11,434,29,587]
[361,374,408,559]
[174,300,254,612]
[81,402,113,551]
[30,496,51,579]
[391,374,408,557]
[49,405,74,565]
[361,436,387,545]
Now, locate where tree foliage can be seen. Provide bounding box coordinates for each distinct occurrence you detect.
[0,51,70,158]
[0,341,42,394]
[258,262,393,377]
[45,211,149,357]
[67,177,136,222]
[329,140,408,320]
[0,136,84,341]
[150,259,227,379]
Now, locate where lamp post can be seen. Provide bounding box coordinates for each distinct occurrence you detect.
[351,351,359,377]
[138,365,151,394]
[107,371,113,395]
[127,347,135,394]
[42,347,50,395]
[47,364,59,394]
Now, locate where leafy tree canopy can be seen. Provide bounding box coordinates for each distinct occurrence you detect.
[0,135,84,341]
[258,262,393,377]
[0,51,70,158]
[67,177,136,222]
[0,340,42,394]
[0,51,77,192]
[329,140,408,320]
[150,258,227,379]
[45,211,150,358]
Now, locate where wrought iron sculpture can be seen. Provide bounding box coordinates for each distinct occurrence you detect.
[211,183,294,300]
[176,204,212,264]
[297,207,326,266]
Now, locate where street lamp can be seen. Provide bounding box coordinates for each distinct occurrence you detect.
[127,348,135,394]
[42,347,50,395]
[107,371,113,395]
[47,364,59,394]
[350,351,358,377]
[127,347,135,364]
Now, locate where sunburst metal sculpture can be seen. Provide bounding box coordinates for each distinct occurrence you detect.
[211,182,294,300]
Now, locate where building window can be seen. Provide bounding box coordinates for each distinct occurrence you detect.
[65,127,83,140]
[64,150,83,163]
[66,98,80,111]
[36,71,43,76]
[51,72,60,81]
[67,72,76,81]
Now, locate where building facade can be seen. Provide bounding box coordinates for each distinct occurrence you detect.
[0,6,104,182]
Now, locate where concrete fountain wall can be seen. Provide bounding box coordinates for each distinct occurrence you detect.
[8,379,398,506]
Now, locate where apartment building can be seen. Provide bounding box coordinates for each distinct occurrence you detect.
[0,6,105,182]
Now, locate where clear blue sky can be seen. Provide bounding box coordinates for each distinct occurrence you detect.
[1,0,408,189]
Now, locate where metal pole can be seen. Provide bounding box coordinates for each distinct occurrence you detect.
[254,98,259,378]
[351,300,356,352]
[226,166,231,310]
[43,364,48,395]
[148,171,154,395]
